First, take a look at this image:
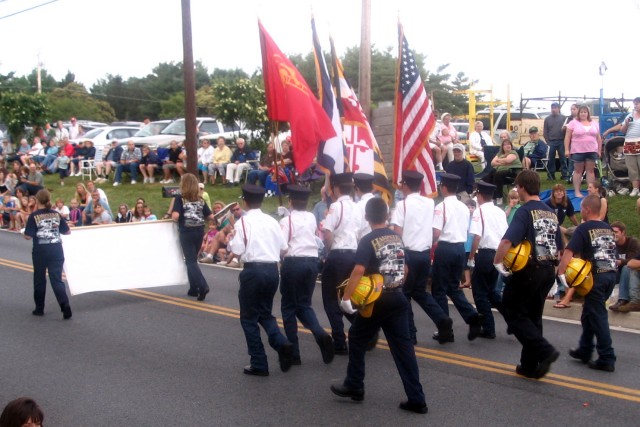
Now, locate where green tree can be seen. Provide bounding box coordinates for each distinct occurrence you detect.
[160,92,185,118]
[48,83,115,123]
[0,91,49,142]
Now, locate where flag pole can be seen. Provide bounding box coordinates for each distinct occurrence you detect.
[272,122,284,206]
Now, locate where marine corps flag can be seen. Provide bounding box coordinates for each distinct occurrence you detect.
[259,20,336,174]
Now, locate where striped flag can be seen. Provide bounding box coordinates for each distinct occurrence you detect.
[329,38,392,204]
[393,23,437,196]
[311,16,347,175]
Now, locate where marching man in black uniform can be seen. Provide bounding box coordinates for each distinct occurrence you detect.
[229,184,294,376]
[321,172,360,354]
[24,189,72,319]
[432,173,484,341]
[331,197,428,414]
[468,181,508,339]
[558,195,617,372]
[279,185,334,365]
[494,170,562,378]
[391,170,454,344]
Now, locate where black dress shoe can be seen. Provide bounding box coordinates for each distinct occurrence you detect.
[243,365,269,376]
[479,331,496,339]
[291,357,302,366]
[187,289,199,297]
[399,401,428,414]
[432,331,454,344]
[534,350,560,379]
[278,343,294,372]
[515,364,537,378]
[568,348,590,364]
[467,314,484,341]
[588,360,615,372]
[32,309,44,316]
[330,384,364,401]
[317,334,335,364]
[334,345,348,355]
[197,287,210,301]
[62,304,72,320]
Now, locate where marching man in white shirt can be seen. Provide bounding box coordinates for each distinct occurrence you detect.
[279,185,334,366]
[229,184,293,377]
[432,173,484,341]
[468,181,508,339]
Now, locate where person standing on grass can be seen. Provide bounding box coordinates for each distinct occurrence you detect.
[23,189,72,320]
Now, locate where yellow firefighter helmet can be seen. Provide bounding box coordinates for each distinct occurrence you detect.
[503,240,531,272]
[565,258,593,296]
[337,274,384,318]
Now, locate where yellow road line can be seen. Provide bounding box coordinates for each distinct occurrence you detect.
[2,257,639,403]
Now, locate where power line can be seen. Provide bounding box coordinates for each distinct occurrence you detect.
[0,0,58,21]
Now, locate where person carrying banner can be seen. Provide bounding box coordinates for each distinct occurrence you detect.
[331,197,427,414]
[23,189,72,319]
[229,184,293,376]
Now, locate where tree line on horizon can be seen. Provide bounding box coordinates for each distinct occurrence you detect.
[0,45,477,143]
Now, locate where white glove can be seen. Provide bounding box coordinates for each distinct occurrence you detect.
[558,274,569,289]
[339,298,357,314]
[494,263,512,278]
[277,206,290,217]
[467,259,475,268]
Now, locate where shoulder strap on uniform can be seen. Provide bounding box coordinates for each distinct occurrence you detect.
[479,206,485,236]
[335,201,344,230]
[241,216,248,247]
[288,215,293,244]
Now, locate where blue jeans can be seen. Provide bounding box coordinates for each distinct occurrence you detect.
[247,169,270,187]
[239,263,289,371]
[178,227,209,295]
[576,272,616,365]
[471,249,503,335]
[114,162,139,183]
[280,257,327,359]
[33,245,69,312]
[432,242,478,323]
[345,290,426,405]
[547,139,567,177]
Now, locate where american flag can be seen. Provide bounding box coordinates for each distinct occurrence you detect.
[393,24,437,196]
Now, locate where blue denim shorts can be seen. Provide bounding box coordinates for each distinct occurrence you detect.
[570,152,598,162]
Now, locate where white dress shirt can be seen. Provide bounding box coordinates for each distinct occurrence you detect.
[433,195,469,243]
[390,192,434,251]
[280,210,319,257]
[468,202,508,250]
[230,209,286,262]
[322,195,359,250]
[356,192,376,240]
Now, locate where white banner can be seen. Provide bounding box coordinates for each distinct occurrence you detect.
[61,220,188,295]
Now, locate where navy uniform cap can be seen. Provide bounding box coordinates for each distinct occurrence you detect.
[330,172,353,186]
[287,184,311,201]
[476,181,496,195]
[241,184,265,203]
[440,173,460,186]
[353,173,374,185]
[401,170,424,186]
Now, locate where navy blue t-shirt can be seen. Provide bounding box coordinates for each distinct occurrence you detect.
[355,228,406,287]
[545,198,575,226]
[503,199,563,265]
[25,208,69,247]
[566,220,617,274]
[172,197,212,232]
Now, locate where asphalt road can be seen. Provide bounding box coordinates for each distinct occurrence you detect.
[1,230,639,426]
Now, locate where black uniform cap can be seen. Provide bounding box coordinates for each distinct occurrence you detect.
[287,184,311,201]
[439,173,460,187]
[353,173,374,185]
[330,172,353,186]
[476,181,496,196]
[401,170,424,186]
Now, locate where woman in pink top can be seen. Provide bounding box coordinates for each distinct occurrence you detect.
[564,105,601,197]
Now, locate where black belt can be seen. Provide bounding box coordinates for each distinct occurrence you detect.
[383,286,403,292]
[244,262,278,267]
[438,241,464,246]
[406,248,430,253]
[331,249,356,254]
[284,256,318,261]
[478,248,496,252]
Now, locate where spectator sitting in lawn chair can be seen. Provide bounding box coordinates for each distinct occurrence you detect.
[113,140,141,186]
[160,140,183,184]
[139,145,161,184]
[95,141,123,183]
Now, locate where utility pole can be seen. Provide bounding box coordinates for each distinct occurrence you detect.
[359,0,371,118]
[36,53,42,94]
[181,0,198,175]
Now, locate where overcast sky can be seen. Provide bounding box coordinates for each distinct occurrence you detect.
[2,0,640,110]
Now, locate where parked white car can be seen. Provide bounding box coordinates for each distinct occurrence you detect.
[131,117,242,149]
[71,126,140,149]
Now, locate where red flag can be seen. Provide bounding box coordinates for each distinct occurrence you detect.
[393,23,437,197]
[259,20,336,173]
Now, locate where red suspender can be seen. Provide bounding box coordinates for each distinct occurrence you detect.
[288,215,293,244]
[240,217,248,247]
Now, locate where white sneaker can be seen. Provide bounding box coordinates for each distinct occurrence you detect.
[131,180,137,185]
[113,182,120,187]
[631,188,640,197]
[618,187,630,195]
[149,178,155,184]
